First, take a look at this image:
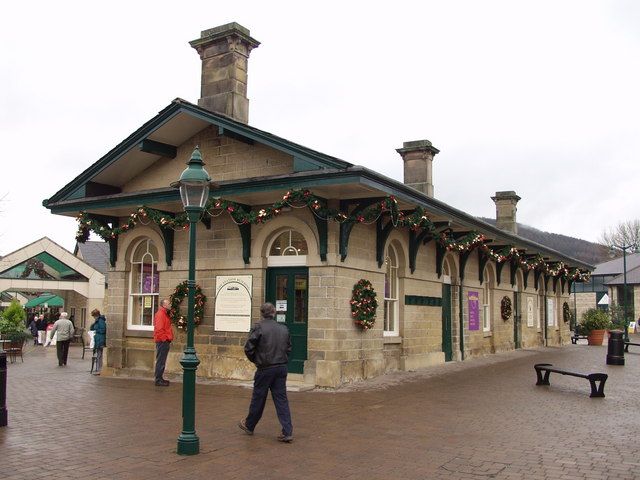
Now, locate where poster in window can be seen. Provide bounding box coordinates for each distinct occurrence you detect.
[214,275,253,332]
[527,297,534,327]
[143,272,159,294]
[546,299,555,326]
[468,291,480,330]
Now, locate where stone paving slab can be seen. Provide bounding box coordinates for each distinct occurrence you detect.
[2,337,640,479]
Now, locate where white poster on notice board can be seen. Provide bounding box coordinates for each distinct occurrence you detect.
[214,275,253,332]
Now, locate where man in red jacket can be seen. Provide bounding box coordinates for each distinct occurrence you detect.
[153,298,173,386]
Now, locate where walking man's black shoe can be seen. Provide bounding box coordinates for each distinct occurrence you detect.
[238,419,253,435]
[155,380,170,386]
[277,433,293,443]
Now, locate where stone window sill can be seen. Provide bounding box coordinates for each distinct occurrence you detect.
[383,335,403,345]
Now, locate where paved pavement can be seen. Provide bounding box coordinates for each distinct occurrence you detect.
[2,336,640,480]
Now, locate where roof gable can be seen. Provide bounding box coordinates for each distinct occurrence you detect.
[44,99,352,206]
[0,237,103,284]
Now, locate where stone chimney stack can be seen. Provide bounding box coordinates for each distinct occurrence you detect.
[189,23,260,124]
[396,140,440,197]
[491,191,521,234]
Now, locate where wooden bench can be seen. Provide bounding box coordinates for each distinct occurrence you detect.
[534,363,608,398]
[624,342,640,353]
[571,333,588,344]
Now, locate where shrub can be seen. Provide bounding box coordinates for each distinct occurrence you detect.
[0,300,30,342]
[579,308,612,334]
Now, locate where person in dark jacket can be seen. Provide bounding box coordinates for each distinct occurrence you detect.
[89,308,107,375]
[36,314,45,345]
[29,316,39,345]
[239,302,293,443]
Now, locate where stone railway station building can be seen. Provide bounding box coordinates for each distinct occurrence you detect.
[43,23,592,387]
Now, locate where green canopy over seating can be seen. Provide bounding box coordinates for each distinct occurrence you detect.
[24,294,64,308]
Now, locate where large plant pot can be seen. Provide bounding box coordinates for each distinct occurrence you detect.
[587,329,606,346]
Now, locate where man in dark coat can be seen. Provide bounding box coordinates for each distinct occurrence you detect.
[239,302,293,443]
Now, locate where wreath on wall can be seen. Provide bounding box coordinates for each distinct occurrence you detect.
[562,302,572,323]
[169,280,207,330]
[350,279,378,330]
[500,296,512,321]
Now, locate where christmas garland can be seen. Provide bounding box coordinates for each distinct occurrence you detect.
[20,259,54,280]
[74,187,591,282]
[350,279,378,330]
[500,296,512,321]
[169,280,206,330]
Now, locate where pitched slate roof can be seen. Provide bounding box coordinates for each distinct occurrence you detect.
[592,253,640,276]
[605,265,640,285]
[73,241,109,276]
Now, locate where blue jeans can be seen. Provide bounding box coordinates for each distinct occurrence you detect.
[155,341,171,382]
[245,365,293,436]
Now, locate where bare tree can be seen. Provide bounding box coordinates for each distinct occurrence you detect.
[600,219,640,250]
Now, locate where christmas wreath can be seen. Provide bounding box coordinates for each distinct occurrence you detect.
[500,296,512,321]
[169,280,206,330]
[350,279,378,330]
[562,302,572,323]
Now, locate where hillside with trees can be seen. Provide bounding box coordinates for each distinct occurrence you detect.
[479,218,610,266]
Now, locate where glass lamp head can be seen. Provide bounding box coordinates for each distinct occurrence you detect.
[171,147,211,210]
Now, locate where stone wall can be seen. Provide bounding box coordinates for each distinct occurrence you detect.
[101,127,573,387]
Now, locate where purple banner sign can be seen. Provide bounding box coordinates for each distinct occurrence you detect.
[468,291,480,331]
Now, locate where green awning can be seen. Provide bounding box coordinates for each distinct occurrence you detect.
[24,294,64,308]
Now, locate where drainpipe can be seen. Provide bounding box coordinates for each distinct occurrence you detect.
[459,282,465,360]
[543,291,548,346]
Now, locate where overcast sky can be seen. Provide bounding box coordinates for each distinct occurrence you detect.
[1,0,639,256]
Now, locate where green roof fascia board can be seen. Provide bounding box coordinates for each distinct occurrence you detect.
[46,171,362,215]
[45,103,185,205]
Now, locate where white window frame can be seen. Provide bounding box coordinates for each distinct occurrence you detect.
[267,229,308,267]
[383,246,399,337]
[127,238,159,331]
[482,267,492,333]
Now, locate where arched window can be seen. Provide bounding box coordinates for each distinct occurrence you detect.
[383,245,399,336]
[483,265,493,333]
[268,230,308,266]
[128,239,159,330]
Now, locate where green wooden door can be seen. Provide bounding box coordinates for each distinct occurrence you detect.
[513,292,521,349]
[266,267,308,374]
[442,283,453,362]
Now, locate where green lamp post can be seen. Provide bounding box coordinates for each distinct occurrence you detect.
[171,146,211,455]
[609,242,639,343]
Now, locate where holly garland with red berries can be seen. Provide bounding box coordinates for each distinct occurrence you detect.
[350,279,378,330]
[169,280,206,330]
[75,188,590,282]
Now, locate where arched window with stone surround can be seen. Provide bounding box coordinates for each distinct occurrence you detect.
[128,238,159,330]
[383,244,399,336]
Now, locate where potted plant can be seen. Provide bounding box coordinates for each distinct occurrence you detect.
[0,299,30,343]
[579,308,612,346]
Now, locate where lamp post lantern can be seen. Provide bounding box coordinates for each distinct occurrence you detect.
[171,146,211,455]
[609,242,639,343]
